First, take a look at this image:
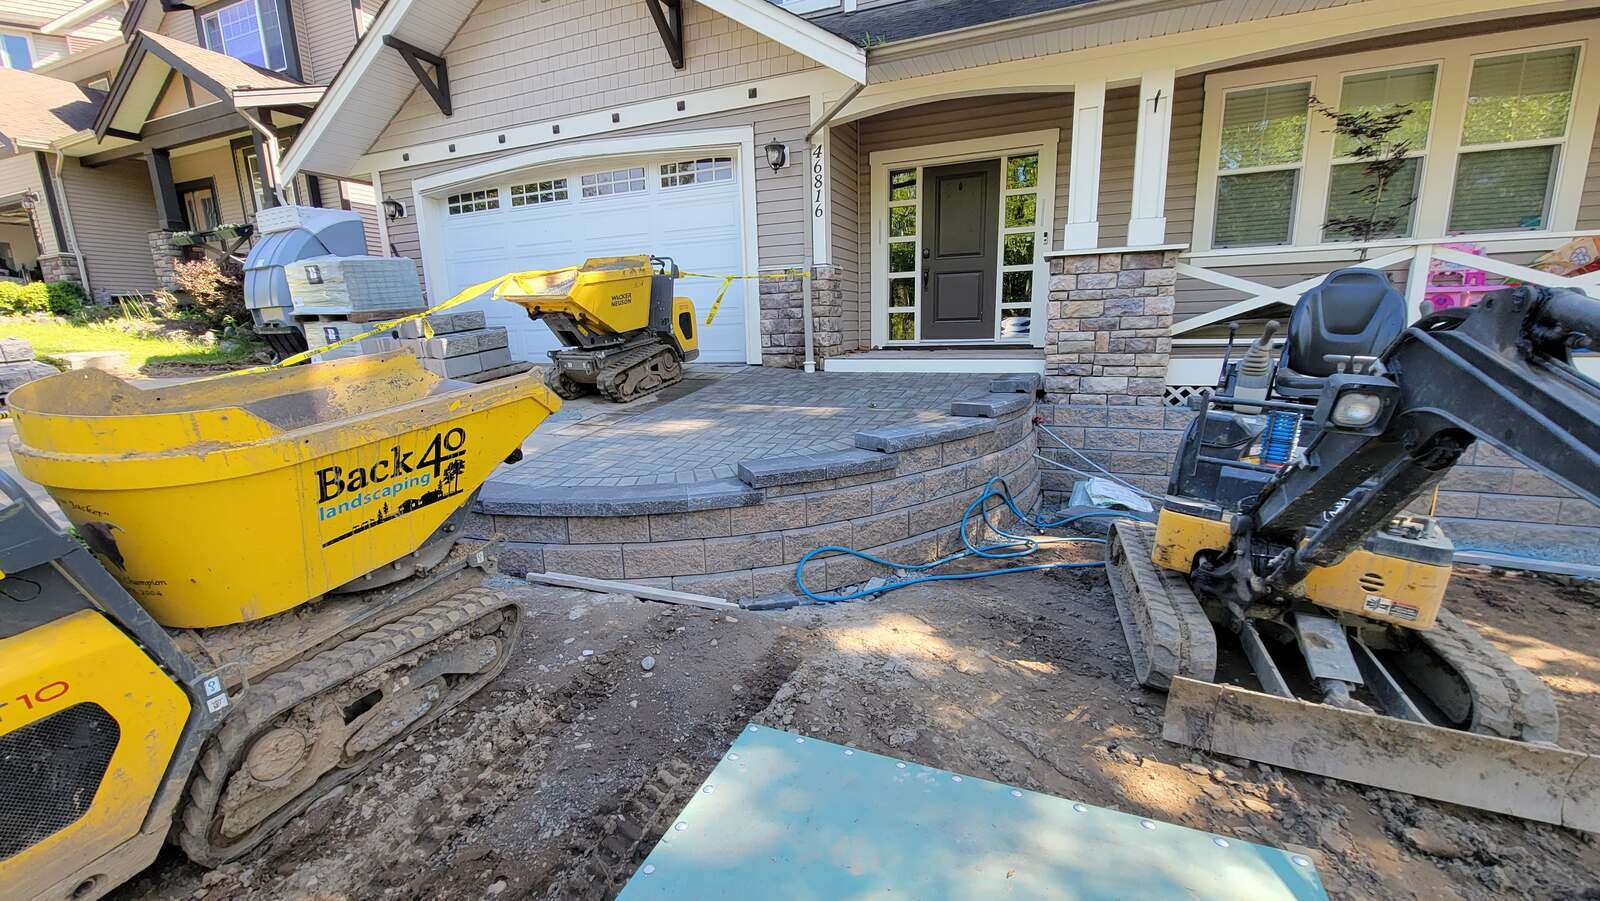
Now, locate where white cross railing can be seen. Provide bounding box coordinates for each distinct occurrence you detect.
[1170,235,1600,336]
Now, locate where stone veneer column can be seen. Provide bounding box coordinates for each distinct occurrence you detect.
[758,265,844,368]
[1039,249,1187,502]
[148,229,184,293]
[36,252,81,289]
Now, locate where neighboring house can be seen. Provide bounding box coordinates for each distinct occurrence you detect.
[0,0,383,301]
[0,0,123,74]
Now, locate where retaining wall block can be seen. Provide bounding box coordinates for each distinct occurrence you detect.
[649,508,734,541]
[623,539,708,578]
[568,515,651,544]
[705,532,784,570]
[542,544,624,579]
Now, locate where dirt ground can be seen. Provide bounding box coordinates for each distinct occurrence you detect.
[115,549,1600,901]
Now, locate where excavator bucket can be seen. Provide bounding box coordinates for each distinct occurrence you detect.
[1163,677,1600,834]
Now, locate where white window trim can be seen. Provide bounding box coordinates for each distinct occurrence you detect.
[0,30,37,70]
[411,127,763,365]
[1211,76,1316,249]
[1320,60,1443,243]
[1192,21,1600,254]
[868,129,1059,350]
[200,0,285,73]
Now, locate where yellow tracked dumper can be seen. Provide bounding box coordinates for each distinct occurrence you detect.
[505,255,700,403]
[0,352,559,900]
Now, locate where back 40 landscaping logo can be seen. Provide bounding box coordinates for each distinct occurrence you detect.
[315,427,469,546]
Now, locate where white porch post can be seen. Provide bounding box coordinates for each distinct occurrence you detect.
[1127,68,1175,246]
[1063,80,1105,250]
[809,127,830,265]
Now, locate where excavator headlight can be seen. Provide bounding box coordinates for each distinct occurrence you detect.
[1331,391,1384,428]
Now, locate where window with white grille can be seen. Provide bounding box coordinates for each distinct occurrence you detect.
[661,157,733,188]
[581,167,647,198]
[510,179,568,206]
[447,189,499,215]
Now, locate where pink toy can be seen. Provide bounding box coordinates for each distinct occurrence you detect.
[1424,243,1503,312]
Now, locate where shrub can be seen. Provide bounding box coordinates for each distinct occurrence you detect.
[0,281,17,312]
[172,258,247,329]
[43,281,85,316]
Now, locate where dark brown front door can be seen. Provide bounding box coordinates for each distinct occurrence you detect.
[920,159,999,341]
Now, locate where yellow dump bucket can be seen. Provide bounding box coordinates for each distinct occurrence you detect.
[505,256,656,333]
[8,352,559,629]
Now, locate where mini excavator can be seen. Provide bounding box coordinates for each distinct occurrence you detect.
[1106,270,1600,830]
[503,255,701,403]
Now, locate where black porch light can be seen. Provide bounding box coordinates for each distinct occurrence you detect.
[763,138,788,172]
[382,197,406,221]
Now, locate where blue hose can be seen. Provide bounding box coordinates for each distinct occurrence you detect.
[794,476,1132,604]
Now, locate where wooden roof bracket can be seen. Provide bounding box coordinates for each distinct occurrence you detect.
[644,0,685,70]
[382,35,451,117]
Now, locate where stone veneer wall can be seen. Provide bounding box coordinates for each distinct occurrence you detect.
[36,252,81,289]
[759,265,844,369]
[466,378,1041,600]
[1035,248,1598,554]
[148,230,184,293]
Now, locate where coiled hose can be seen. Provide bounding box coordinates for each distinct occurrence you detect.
[794,475,1131,604]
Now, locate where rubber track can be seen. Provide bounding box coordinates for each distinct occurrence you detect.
[1415,608,1561,743]
[554,758,695,900]
[1105,521,1218,690]
[596,343,681,403]
[176,587,521,867]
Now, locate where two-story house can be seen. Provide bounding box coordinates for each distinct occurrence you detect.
[278,0,1600,548]
[0,0,382,298]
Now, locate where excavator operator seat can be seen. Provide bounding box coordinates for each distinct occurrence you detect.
[1274,267,1406,398]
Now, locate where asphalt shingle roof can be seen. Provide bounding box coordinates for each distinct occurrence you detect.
[0,68,105,152]
[807,0,1103,46]
[136,29,305,92]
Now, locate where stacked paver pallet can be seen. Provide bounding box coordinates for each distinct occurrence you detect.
[392,311,516,379]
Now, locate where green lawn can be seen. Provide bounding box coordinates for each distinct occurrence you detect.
[0,316,261,372]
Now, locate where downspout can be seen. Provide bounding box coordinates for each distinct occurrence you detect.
[50,150,94,301]
[798,82,865,374]
[238,109,290,206]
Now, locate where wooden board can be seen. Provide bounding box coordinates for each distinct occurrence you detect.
[524,571,741,611]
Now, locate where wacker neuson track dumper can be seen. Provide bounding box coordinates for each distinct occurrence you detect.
[1106,275,1600,830]
[505,255,700,403]
[0,353,560,900]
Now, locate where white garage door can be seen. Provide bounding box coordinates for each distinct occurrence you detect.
[434,152,748,363]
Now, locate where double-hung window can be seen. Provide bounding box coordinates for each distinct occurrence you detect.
[200,0,289,72]
[0,32,33,71]
[1213,82,1311,247]
[1323,65,1437,241]
[1447,46,1579,233]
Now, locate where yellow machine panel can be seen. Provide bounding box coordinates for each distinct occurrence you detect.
[0,611,190,900]
[500,256,657,335]
[1149,507,1449,630]
[8,353,559,628]
[671,296,699,356]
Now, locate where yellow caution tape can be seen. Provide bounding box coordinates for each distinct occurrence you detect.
[211,261,807,379]
[208,265,579,380]
[680,268,808,326]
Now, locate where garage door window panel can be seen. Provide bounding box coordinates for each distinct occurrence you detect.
[510,180,568,207]
[447,190,500,215]
[581,168,647,198]
[661,157,734,189]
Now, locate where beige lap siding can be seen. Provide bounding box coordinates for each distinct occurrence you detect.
[57,158,160,300]
[377,99,810,299]
[368,0,817,155]
[0,154,57,257]
[830,120,863,352]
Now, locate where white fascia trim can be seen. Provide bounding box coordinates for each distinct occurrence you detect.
[409,127,765,366]
[697,0,866,83]
[39,0,122,34]
[825,356,1046,374]
[279,0,422,180]
[233,86,327,108]
[355,68,846,176]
